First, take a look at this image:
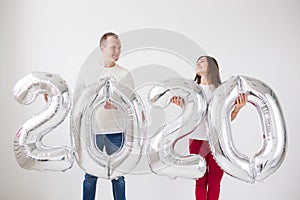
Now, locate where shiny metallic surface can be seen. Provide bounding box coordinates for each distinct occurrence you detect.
[147,78,207,179]
[13,72,73,172]
[208,76,287,183]
[71,77,146,179]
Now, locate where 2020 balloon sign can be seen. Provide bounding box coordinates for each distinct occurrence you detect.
[13,71,287,183]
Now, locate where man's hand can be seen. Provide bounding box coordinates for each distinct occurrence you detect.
[104,101,117,109]
[43,94,48,103]
[170,96,184,107]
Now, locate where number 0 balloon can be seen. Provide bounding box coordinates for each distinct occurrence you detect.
[208,76,287,183]
[71,77,146,179]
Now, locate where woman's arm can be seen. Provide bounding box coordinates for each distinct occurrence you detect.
[231,94,248,121]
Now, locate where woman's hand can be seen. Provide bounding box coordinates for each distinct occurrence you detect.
[235,93,248,111]
[170,96,184,107]
[231,93,248,121]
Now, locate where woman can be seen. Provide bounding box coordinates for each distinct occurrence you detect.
[171,55,247,200]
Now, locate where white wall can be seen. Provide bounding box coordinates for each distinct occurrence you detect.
[1,0,300,199]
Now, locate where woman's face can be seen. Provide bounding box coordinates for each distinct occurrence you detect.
[196,57,209,76]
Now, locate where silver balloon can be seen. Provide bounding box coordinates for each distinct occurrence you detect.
[147,77,207,179]
[71,77,146,179]
[13,72,73,172]
[208,76,287,183]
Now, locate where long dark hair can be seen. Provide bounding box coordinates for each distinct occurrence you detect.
[194,55,221,87]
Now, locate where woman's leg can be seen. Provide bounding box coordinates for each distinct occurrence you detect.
[207,152,224,200]
[189,139,209,200]
[195,168,208,200]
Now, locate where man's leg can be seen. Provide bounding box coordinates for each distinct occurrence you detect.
[105,133,125,200]
[112,176,126,200]
[83,173,98,200]
[81,134,105,200]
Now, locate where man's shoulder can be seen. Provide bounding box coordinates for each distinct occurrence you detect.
[115,64,129,72]
[115,64,133,78]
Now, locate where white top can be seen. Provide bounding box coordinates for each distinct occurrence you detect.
[93,64,134,134]
[190,84,215,140]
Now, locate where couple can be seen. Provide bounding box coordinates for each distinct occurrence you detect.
[82,32,247,200]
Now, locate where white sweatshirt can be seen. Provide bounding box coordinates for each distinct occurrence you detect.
[190,84,215,140]
[93,64,134,134]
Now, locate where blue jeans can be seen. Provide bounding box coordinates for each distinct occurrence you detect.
[83,133,125,200]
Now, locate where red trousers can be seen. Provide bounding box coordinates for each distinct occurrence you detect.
[189,139,224,200]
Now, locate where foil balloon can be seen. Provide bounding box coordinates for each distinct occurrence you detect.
[13,72,73,172]
[71,77,146,179]
[147,78,207,179]
[208,76,287,183]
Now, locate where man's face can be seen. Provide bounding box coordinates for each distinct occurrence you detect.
[101,36,121,63]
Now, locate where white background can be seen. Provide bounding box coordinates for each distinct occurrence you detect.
[1,0,300,199]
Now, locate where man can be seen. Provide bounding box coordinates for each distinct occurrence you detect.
[82,32,133,200]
